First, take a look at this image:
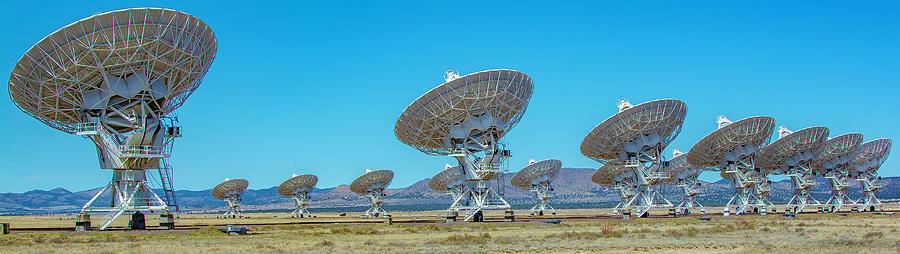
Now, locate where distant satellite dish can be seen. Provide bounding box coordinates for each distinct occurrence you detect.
[277,174,318,218]
[590,161,630,215]
[756,126,829,214]
[581,98,687,218]
[665,151,705,215]
[686,115,776,216]
[852,138,892,212]
[814,133,863,212]
[350,169,394,218]
[211,179,249,216]
[510,159,562,216]
[7,7,217,230]
[394,69,533,222]
[428,165,465,203]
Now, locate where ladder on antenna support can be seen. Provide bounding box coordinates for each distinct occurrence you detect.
[158,159,178,211]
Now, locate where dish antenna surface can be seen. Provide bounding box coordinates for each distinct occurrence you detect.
[687,115,776,216]
[510,159,562,216]
[278,174,318,218]
[395,69,533,221]
[350,169,394,218]
[666,149,705,215]
[428,165,466,204]
[852,138,891,212]
[757,126,829,214]
[813,133,863,212]
[7,8,216,230]
[211,179,249,216]
[581,98,687,218]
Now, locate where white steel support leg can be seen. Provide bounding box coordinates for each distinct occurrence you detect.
[621,158,672,218]
[856,177,882,212]
[448,149,510,222]
[363,190,387,218]
[529,183,555,215]
[785,174,820,214]
[824,176,855,212]
[291,194,312,218]
[224,196,241,216]
[675,183,705,215]
[81,170,169,230]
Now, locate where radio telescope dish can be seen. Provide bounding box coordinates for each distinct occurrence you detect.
[757,126,829,214]
[852,138,892,212]
[428,165,466,205]
[278,174,318,218]
[510,159,562,216]
[814,133,863,212]
[7,8,216,230]
[211,178,249,217]
[395,69,533,222]
[590,161,633,215]
[581,98,687,218]
[666,150,705,215]
[350,170,394,218]
[686,115,776,216]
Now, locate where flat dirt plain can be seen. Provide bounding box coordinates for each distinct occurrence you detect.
[1,205,898,253]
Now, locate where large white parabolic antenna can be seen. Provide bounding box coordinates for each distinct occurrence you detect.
[510,159,562,216]
[814,133,863,212]
[666,150,705,215]
[350,169,394,218]
[395,69,533,222]
[591,161,631,213]
[7,8,217,230]
[277,174,318,218]
[687,115,776,216]
[581,98,687,218]
[211,178,249,216]
[757,126,829,214]
[852,138,892,212]
[428,165,465,204]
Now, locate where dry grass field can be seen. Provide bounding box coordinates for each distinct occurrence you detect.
[1,207,898,253]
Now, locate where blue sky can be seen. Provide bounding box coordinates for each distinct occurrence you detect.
[1,0,898,193]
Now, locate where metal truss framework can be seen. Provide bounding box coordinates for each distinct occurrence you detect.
[82,170,169,230]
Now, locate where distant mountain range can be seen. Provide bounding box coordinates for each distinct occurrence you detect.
[2,168,897,215]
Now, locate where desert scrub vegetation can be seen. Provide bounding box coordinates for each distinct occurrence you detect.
[2,212,899,253]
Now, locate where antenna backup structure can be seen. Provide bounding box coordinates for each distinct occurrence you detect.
[278,174,318,218]
[814,133,863,212]
[757,126,829,214]
[687,115,776,216]
[581,99,687,218]
[510,159,563,216]
[395,69,533,222]
[7,8,216,230]
[428,165,466,205]
[211,178,249,217]
[852,139,891,212]
[350,169,394,218]
[666,150,705,215]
